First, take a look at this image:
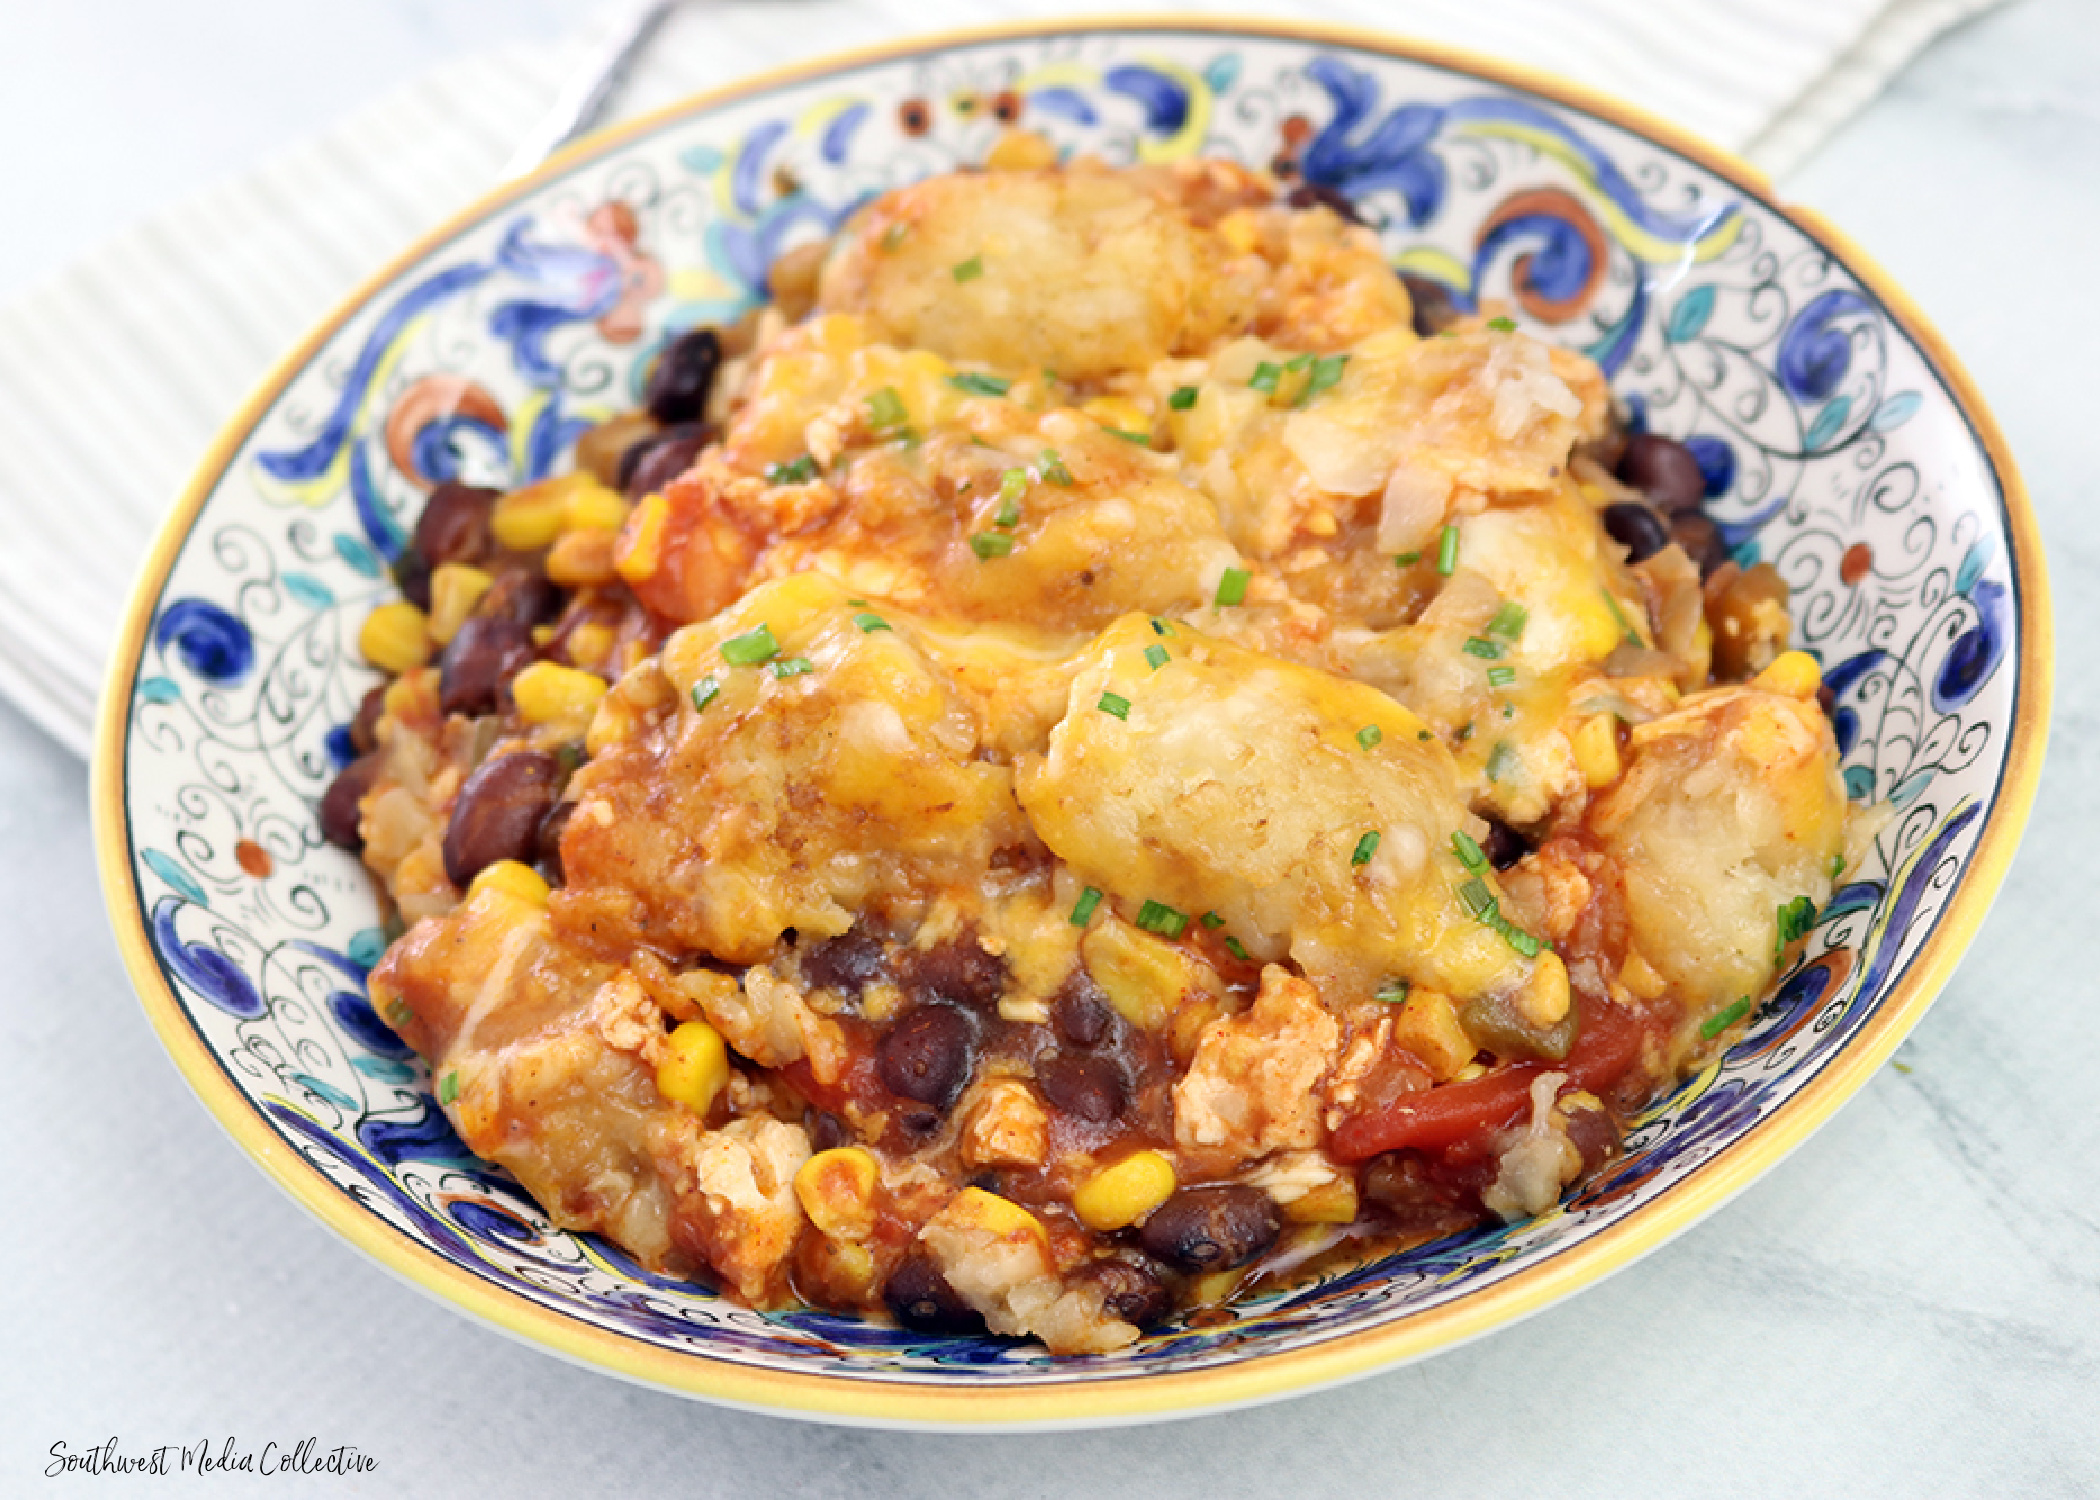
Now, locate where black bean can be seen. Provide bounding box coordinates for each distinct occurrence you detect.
[1138,1186,1280,1274]
[1035,1050,1126,1123]
[1615,434,1707,513]
[1564,1103,1620,1178]
[883,1247,984,1335]
[805,1109,849,1154]
[534,800,575,886]
[412,481,502,567]
[1601,501,1672,563]
[438,616,537,718]
[348,684,387,756]
[1052,973,1112,1047]
[877,1004,975,1109]
[898,936,1006,1011]
[1284,182,1364,225]
[618,422,712,497]
[319,754,382,850]
[801,929,889,997]
[1815,681,1838,718]
[1399,272,1460,337]
[1078,1255,1172,1329]
[1669,511,1730,578]
[442,750,563,888]
[391,548,432,612]
[1480,818,1529,871]
[644,329,723,426]
[477,570,564,627]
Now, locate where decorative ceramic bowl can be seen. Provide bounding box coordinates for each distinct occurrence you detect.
[93,18,2049,1428]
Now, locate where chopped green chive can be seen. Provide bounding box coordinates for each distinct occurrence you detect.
[1502,702,1515,719]
[1215,567,1250,607]
[720,624,780,666]
[993,469,1026,527]
[1248,361,1284,395]
[1135,900,1189,939]
[1200,911,1226,929]
[1600,589,1642,647]
[952,254,985,282]
[1150,618,1171,636]
[438,1070,460,1105]
[1774,895,1817,960]
[853,612,891,633]
[1357,724,1383,751]
[1296,353,1349,406]
[1457,722,1475,742]
[1498,922,1545,959]
[1038,449,1073,486]
[948,371,1012,398]
[1169,385,1199,411]
[1041,367,1060,386]
[1486,601,1529,639]
[970,531,1015,559]
[1285,353,1315,372]
[1393,551,1421,566]
[1459,877,1495,918]
[1352,831,1381,866]
[1485,741,1519,782]
[1097,692,1131,720]
[1487,315,1517,332]
[1418,729,1434,741]
[770,657,815,679]
[1830,853,1846,881]
[1462,637,1506,660]
[1105,426,1151,445]
[865,386,908,435]
[1144,644,1170,670]
[1436,524,1461,576]
[1702,996,1753,1039]
[1375,979,1412,1004]
[846,597,868,606]
[385,998,413,1028]
[766,454,820,484]
[691,676,721,711]
[1451,831,1488,873]
[1486,666,1517,688]
[1224,936,1250,961]
[1070,887,1103,926]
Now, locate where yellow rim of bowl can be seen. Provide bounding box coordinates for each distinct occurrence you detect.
[92,14,2052,1429]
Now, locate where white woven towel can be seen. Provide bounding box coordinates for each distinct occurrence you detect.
[0,0,1999,757]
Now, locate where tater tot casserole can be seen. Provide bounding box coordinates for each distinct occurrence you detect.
[320,151,1885,1356]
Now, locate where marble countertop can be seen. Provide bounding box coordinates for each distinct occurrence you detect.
[3,0,2094,1493]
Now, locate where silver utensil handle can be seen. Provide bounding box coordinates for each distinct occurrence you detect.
[499,0,681,181]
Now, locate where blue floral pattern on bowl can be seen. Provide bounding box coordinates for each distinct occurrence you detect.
[111,27,2026,1397]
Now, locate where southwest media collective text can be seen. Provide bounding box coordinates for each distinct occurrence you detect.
[46,1436,376,1477]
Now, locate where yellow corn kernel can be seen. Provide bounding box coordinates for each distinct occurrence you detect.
[545,527,618,588]
[1388,989,1476,1081]
[1571,713,1623,790]
[615,492,669,584]
[1453,1060,1489,1083]
[565,621,617,670]
[656,1020,729,1115]
[985,128,1058,172]
[1083,396,1151,439]
[946,1186,1048,1249]
[1185,1263,1249,1307]
[1081,917,1223,1031]
[563,478,631,533]
[493,473,594,551]
[358,601,432,675]
[1217,209,1263,255]
[468,858,550,908]
[794,1147,881,1240]
[426,563,493,646]
[1519,950,1572,1029]
[1072,1149,1177,1231]
[1752,649,1823,700]
[1282,1176,1359,1226]
[1619,949,1669,1002]
[531,625,558,648]
[511,661,608,730]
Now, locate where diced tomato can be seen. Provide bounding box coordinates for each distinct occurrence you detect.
[1330,990,1647,1164]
